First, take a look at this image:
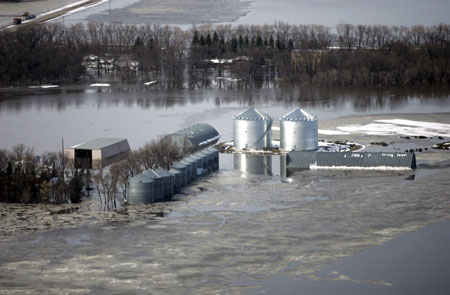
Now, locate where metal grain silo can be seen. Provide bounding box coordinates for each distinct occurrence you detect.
[180,159,193,184]
[233,107,272,150]
[169,168,182,192]
[185,156,198,181]
[172,162,188,187]
[206,146,219,170]
[127,174,154,205]
[196,150,209,171]
[190,153,205,176]
[154,168,175,200]
[142,170,164,201]
[280,108,318,151]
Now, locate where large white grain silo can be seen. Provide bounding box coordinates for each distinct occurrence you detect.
[233,107,272,150]
[280,108,318,151]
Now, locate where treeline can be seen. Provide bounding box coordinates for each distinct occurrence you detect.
[0,137,188,205]
[0,144,88,204]
[0,22,449,87]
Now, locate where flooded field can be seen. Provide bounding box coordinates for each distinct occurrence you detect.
[56,0,450,26]
[1,86,449,154]
[1,85,450,294]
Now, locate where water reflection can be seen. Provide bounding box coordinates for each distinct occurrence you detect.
[234,153,272,176]
[0,85,449,114]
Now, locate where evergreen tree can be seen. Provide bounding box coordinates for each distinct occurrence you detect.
[288,38,294,51]
[205,33,212,47]
[212,31,219,44]
[256,35,263,47]
[199,35,206,46]
[231,37,238,53]
[192,30,199,45]
[269,35,275,49]
[238,35,244,50]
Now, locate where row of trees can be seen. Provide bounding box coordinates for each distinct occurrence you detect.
[0,22,449,87]
[0,144,88,204]
[0,137,187,206]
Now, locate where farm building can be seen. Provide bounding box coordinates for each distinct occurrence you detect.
[65,138,130,169]
[167,123,220,152]
[286,151,416,170]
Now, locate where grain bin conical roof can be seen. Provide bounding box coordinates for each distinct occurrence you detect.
[280,108,316,121]
[234,107,272,121]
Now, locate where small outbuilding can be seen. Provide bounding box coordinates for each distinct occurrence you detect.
[65,138,130,169]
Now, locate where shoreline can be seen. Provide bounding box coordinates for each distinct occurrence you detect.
[0,0,104,30]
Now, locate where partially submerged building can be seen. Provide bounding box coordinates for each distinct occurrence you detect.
[286,151,416,170]
[167,123,220,152]
[65,138,130,169]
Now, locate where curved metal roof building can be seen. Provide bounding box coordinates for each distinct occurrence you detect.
[167,123,220,152]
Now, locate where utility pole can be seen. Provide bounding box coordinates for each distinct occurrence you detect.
[109,0,112,24]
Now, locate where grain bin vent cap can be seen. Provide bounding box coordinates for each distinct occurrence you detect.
[280,108,317,121]
[234,107,272,121]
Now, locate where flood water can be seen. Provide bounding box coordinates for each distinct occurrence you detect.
[1,85,449,154]
[57,0,450,26]
[1,85,450,294]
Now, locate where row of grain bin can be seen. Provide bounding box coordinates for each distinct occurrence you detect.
[127,146,219,205]
[233,107,318,151]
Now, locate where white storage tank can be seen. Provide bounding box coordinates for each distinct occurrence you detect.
[233,107,272,150]
[280,108,318,151]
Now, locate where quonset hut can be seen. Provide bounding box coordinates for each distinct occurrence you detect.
[233,107,272,150]
[280,108,318,151]
[167,123,220,152]
[65,138,130,169]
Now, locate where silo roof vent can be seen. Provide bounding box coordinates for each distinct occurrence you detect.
[234,107,272,121]
[280,108,317,121]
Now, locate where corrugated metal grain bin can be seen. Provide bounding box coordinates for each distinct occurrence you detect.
[179,159,193,183]
[196,150,210,171]
[142,170,164,201]
[206,146,219,170]
[280,108,318,151]
[172,162,188,186]
[127,174,154,205]
[233,107,272,150]
[190,153,205,176]
[184,157,198,181]
[167,123,220,152]
[169,168,182,192]
[154,168,175,200]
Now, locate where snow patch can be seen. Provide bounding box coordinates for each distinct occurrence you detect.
[321,119,450,137]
